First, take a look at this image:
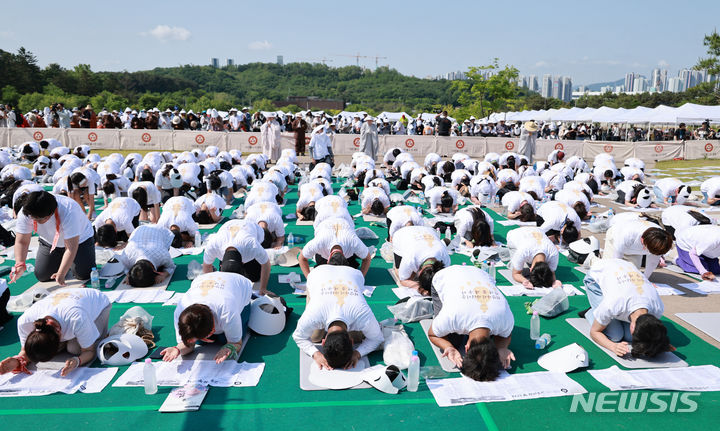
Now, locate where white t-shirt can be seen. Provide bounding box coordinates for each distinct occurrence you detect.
[427,187,458,210]
[496,168,519,186]
[469,175,497,201]
[554,189,590,213]
[195,193,227,218]
[387,206,425,238]
[454,206,494,242]
[506,227,559,272]
[676,225,720,258]
[219,219,264,244]
[128,181,162,206]
[501,191,535,213]
[541,169,566,191]
[244,181,279,207]
[118,225,176,273]
[360,187,390,210]
[701,177,720,198]
[93,197,142,235]
[157,196,198,236]
[297,183,325,211]
[587,258,664,325]
[203,228,268,265]
[177,163,201,186]
[606,220,658,257]
[392,226,451,280]
[653,178,683,198]
[18,288,110,348]
[245,202,285,238]
[367,178,391,196]
[431,266,513,338]
[661,205,713,231]
[519,175,546,198]
[174,272,253,344]
[536,201,581,233]
[16,194,94,247]
[302,228,369,261]
[292,265,383,357]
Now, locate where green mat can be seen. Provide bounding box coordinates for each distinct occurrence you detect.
[1,178,718,431]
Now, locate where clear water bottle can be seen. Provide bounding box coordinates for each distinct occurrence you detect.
[493,195,500,207]
[607,208,614,219]
[489,261,496,282]
[187,260,202,280]
[90,267,100,289]
[237,204,245,218]
[287,232,294,248]
[194,231,202,246]
[530,311,540,340]
[535,333,551,349]
[444,226,451,239]
[143,358,157,395]
[590,215,596,224]
[407,350,420,392]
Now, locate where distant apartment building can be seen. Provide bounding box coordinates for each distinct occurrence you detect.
[541,74,552,98]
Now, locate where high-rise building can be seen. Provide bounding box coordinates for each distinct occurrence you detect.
[277,55,284,66]
[561,76,572,102]
[633,77,647,93]
[600,85,614,93]
[227,58,234,67]
[680,69,692,91]
[624,73,635,92]
[667,77,683,93]
[528,75,539,92]
[518,75,527,88]
[551,76,562,99]
[541,74,553,98]
[651,68,667,92]
[211,58,219,68]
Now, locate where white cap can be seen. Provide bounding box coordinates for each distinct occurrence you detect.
[538,343,589,373]
[636,187,653,208]
[97,334,148,366]
[248,296,286,336]
[363,365,407,394]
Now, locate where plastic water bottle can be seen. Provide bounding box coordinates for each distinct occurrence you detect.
[530,311,540,340]
[187,260,202,280]
[535,333,551,349]
[143,358,157,395]
[590,215,596,224]
[287,232,295,248]
[90,267,100,289]
[607,208,614,219]
[489,261,496,281]
[237,204,245,218]
[407,350,420,392]
[194,231,202,246]
[494,195,500,207]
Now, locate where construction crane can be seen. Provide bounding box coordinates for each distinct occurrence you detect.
[294,57,333,65]
[335,53,369,66]
[371,55,388,68]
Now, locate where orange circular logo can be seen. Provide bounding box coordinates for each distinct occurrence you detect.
[141,133,152,143]
[33,131,44,141]
[554,143,564,150]
[353,137,360,147]
[654,144,663,153]
[603,144,613,153]
[305,137,311,145]
[195,134,205,144]
[455,139,465,149]
[505,141,514,150]
[705,143,714,152]
[248,136,258,145]
[405,138,415,148]
[88,132,97,142]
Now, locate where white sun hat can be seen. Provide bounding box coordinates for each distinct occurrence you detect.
[248,296,286,336]
[538,343,589,373]
[97,333,148,366]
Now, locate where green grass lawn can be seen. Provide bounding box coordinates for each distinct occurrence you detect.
[655,159,720,169]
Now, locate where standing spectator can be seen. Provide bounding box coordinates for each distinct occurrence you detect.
[261,113,282,163]
[79,105,95,128]
[292,113,308,156]
[674,123,687,141]
[518,121,538,162]
[436,111,451,136]
[360,117,379,160]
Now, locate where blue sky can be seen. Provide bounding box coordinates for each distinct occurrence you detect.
[1,0,718,85]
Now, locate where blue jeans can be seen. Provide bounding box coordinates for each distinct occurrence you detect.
[652,185,674,203]
[583,274,632,342]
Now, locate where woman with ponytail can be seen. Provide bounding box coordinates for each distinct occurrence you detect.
[0,288,110,376]
[455,206,495,248]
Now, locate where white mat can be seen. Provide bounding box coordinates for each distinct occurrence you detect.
[104,289,175,304]
[183,332,251,361]
[363,214,387,223]
[420,319,462,373]
[197,219,223,230]
[295,219,314,226]
[588,365,720,391]
[299,349,371,390]
[115,269,174,291]
[0,367,118,397]
[387,268,423,299]
[566,318,688,368]
[113,359,264,388]
[675,312,720,343]
[679,280,720,294]
[497,220,536,227]
[427,370,587,407]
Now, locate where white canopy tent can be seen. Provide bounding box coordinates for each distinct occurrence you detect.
[376,112,412,123]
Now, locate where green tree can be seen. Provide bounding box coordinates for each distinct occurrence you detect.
[251,98,277,111]
[1,85,20,106]
[452,59,520,118]
[696,30,720,75]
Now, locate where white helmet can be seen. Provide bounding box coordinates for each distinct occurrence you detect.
[97,333,148,366]
[248,296,286,336]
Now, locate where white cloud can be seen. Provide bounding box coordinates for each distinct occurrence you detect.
[658,59,670,68]
[142,25,191,42]
[533,61,549,68]
[248,40,272,50]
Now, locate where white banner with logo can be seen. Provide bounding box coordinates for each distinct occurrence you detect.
[118,129,173,151]
[436,136,486,158]
[383,135,437,158]
[634,142,684,161]
[0,128,8,148]
[66,129,120,150]
[227,132,263,153]
[486,137,519,155]
[685,141,720,159]
[583,141,635,161]
[173,130,227,152]
[9,127,68,148]
[330,134,361,155]
[534,140,584,160]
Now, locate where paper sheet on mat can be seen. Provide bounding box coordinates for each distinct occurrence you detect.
[104,289,175,304]
[497,220,537,227]
[496,269,583,296]
[427,371,587,407]
[679,280,720,294]
[0,367,118,397]
[419,319,461,373]
[113,360,264,388]
[588,365,720,391]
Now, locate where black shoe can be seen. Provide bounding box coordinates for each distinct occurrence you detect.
[577,307,591,319]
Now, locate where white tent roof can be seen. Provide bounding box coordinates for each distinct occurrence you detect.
[377,112,412,122]
[675,103,720,124]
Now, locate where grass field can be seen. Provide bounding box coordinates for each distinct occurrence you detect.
[655,158,720,169]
